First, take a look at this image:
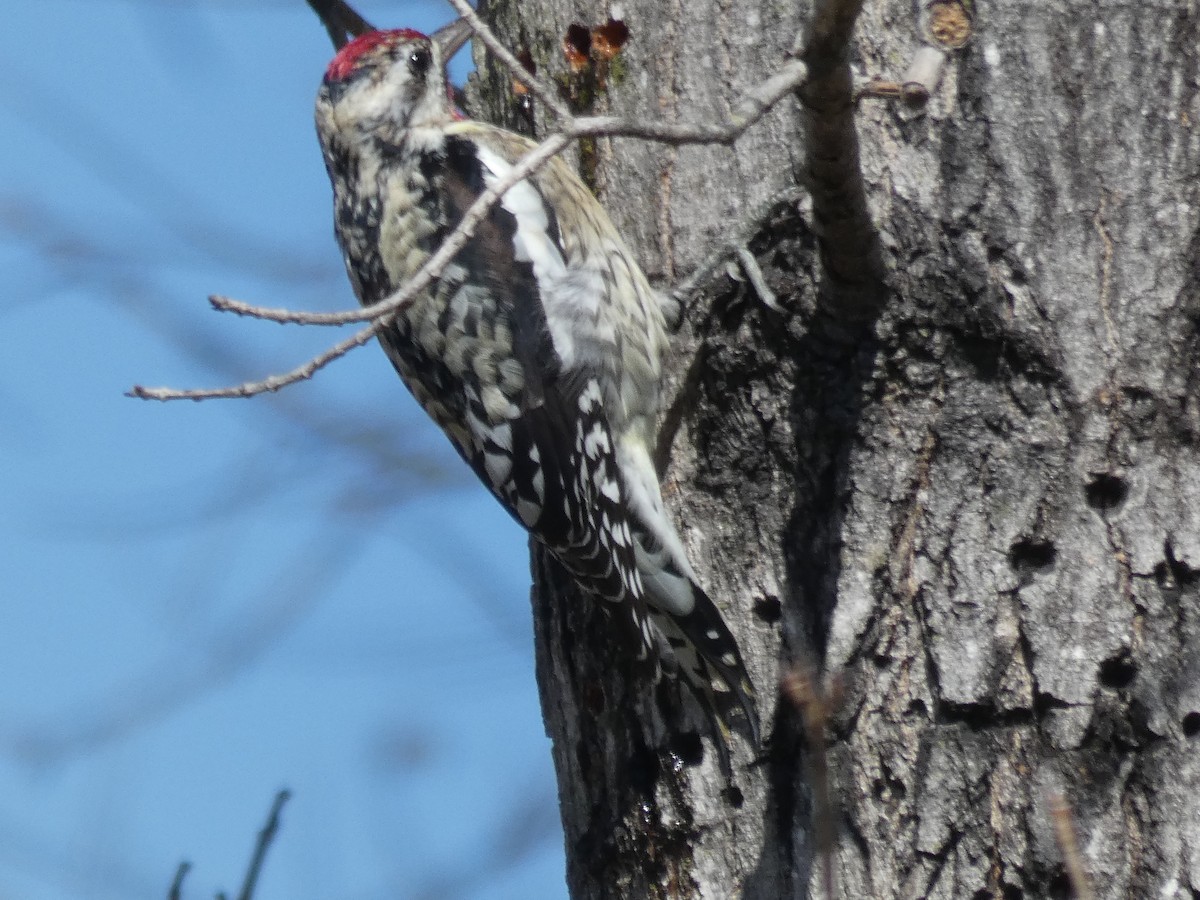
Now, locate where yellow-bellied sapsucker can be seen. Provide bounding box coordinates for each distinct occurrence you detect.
[315,22,759,760]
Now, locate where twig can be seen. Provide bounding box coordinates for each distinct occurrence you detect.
[167,861,190,900]
[165,790,291,900]
[129,321,380,401]
[736,247,783,313]
[671,186,804,306]
[1047,789,1095,900]
[204,53,810,331]
[305,0,374,50]
[209,131,570,328]
[206,54,809,330]
[236,790,292,900]
[137,7,818,400]
[901,46,947,102]
[569,58,810,143]
[444,0,571,121]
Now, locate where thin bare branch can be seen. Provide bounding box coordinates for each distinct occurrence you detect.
[206,131,572,329]
[567,58,808,143]
[670,185,803,306]
[206,47,808,330]
[138,13,816,400]
[236,790,291,900]
[205,53,809,330]
[306,0,375,50]
[444,0,571,121]
[129,321,380,401]
[166,861,190,900]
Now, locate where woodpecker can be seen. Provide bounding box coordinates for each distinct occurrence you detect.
[314,22,760,762]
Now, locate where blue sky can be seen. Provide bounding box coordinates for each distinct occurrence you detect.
[0,2,566,897]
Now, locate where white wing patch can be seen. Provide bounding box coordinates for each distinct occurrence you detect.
[472,144,617,373]
[474,145,567,282]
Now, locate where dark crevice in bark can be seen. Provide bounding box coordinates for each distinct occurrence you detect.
[936,701,1034,731]
[729,209,885,895]
[682,189,886,895]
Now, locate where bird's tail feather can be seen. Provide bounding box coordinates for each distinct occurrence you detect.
[647,589,761,770]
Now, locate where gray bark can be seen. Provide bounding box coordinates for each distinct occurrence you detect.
[472,0,1200,897]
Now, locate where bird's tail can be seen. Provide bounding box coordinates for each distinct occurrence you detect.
[646,586,760,775]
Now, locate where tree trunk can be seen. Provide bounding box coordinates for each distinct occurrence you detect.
[473,0,1200,896]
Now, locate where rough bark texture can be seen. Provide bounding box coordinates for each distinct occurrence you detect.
[472,0,1200,897]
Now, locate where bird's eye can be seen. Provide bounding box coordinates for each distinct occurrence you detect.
[409,47,432,77]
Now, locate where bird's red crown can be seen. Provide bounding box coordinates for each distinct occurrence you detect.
[325,28,429,82]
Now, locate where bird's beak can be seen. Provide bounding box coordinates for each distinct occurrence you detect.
[432,18,473,61]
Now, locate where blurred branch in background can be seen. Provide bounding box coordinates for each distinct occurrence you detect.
[0,3,565,899]
[0,64,330,286]
[305,0,375,49]
[168,789,290,900]
[409,778,561,900]
[0,514,369,766]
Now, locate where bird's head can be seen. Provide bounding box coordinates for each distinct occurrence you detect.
[316,21,471,146]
